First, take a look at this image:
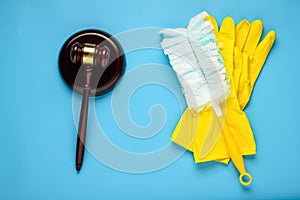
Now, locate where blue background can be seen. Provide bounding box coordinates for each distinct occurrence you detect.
[1,0,299,199]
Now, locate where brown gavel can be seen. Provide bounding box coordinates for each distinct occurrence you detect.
[59,29,125,172]
[70,42,110,171]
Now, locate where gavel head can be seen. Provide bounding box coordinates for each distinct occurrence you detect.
[70,42,110,68]
[59,29,126,96]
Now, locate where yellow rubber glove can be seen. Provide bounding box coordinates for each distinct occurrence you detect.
[218,19,275,185]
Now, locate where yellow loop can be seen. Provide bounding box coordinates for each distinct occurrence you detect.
[239,172,252,186]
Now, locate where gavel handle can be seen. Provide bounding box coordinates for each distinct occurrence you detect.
[75,67,93,172]
[76,87,90,171]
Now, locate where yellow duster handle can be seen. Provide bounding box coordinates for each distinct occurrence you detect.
[222,118,252,186]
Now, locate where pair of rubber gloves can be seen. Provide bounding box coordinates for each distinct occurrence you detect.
[171,15,276,185]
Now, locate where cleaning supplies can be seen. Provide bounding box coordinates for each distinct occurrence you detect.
[161,11,276,186]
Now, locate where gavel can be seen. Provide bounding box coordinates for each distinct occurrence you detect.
[70,42,110,171]
[59,29,125,172]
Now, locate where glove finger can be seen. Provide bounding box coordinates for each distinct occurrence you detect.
[235,20,250,50]
[205,15,219,34]
[219,17,235,76]
[243,20,263,56]
[237,53,251,109]
[219,17,235,42]
[233,46,242,92]
[249,30,276,85]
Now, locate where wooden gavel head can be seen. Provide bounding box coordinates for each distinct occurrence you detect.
[70,42,110,68]
[58,29,126,96]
